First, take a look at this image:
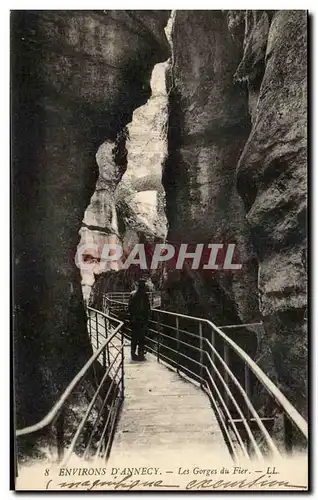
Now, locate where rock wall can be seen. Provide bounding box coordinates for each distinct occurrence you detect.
[163,10,307,415]
[12,10,170,427]
[163,11,260,346]
[235,10,307,415]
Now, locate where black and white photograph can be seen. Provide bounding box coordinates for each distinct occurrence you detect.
[11,8,308,491]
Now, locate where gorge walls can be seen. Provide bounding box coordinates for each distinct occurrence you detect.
[12,10,170,427]
[163,11,260,337]
[163,10,307,415]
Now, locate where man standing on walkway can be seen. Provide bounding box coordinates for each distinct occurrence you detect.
[128,278,151,361]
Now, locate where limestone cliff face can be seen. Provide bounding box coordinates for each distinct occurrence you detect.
[12,10,170,426]
[163,11,260,342]
[235,11,307,415]
[78,135,127,303]
[79,61,168,302]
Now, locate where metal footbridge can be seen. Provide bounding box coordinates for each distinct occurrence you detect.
[16,291,308,466]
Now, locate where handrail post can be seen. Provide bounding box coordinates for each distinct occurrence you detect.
[199,322,204,384]
[96,311,99,348]
[284,415,293,454]
[211,329,215,366]
[56,409,65,463]
[106,316,111,366]
[176,316,179,373]
[223,344,230,412]
[121,329,125,399]
[87,309,90,342]
[102,316,107,370]
[244,364,251,418]
[244,363,251,454]
[208,328,216,394]
[157,311,160,363]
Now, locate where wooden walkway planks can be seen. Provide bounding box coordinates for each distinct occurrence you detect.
[109,345,232,461]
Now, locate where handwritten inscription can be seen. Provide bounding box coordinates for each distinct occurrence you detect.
[47,474,179,491]
[185,474,305,490]
[44,468,307,491]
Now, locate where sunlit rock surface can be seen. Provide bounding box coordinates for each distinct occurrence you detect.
[162,10,307,416]
[80,61,169,301]
[115,61,168,245]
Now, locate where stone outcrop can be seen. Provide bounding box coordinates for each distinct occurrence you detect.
[12,10,170,427]
[163,11,260,347]
[78,135,127,303]
[235,10,307,415]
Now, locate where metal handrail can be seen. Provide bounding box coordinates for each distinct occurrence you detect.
[105,291,161,308]
[16,307,125,465]
[153,308,308,440]
[105,293,308,460]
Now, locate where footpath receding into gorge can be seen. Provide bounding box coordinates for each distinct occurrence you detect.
[109,345,230,462]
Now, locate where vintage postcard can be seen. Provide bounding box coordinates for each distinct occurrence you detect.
[11,9,308,491]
